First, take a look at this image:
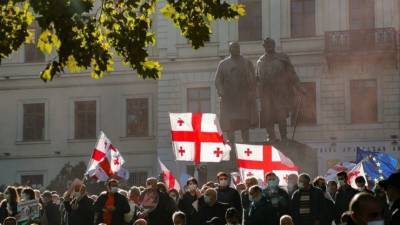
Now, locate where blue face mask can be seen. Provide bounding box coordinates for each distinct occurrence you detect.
[268,180,278,188]
[204,195,210,204]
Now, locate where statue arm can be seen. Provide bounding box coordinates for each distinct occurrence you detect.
[215,62,224,97]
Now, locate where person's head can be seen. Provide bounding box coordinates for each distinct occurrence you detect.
[327,180,338,195]
[341,211,352,224]
[41,191,52,205]
[235,183,246,194]
[216,172,229,188]
[337,171,348,187]
[225,207,240,225]
[52,193,60,205]
[21,187,35,201]
[205,181,216,189]
[248,185,263,203]
[172,211,186,225]
[146,177,158,190]
[265,172,279,189]
[133,218,148,225]
[298,173,311,190]
[244,177,258,190]
[263,37,276,54]
[34,189,41,200]
[169,189,179,203]
[4,186,18,203]
[186,177,198,192]
[279,215,294,225]
[107,179,119,193]
[355,176,367,191]
[350,193,383,225]
[204,188,217,206]
[378,171,400,203]
[313,176,327,192]
[157,182,167,193]
[129,186,141,203]
[3,217,17,225]
[287,174,298,190]
[229,42,240,57]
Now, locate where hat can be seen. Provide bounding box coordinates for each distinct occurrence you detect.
[206,217,224,225]
[378,171,400,189]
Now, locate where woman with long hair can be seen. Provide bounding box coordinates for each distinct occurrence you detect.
[0,186,19,223]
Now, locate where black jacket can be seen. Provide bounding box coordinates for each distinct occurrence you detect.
[199,201,229,225]
[178,192,200,225]
[64,195,94,225]
[241,191,251,223]
[94,192,130,225]
[43,202,62,225]
[388,198,400,225]
[291,186,325,225]
[262,187,290,219]
[0,200,18,223]
[334,185,358,224]
[147,191,177,225]
[244,196,278,225]
[217,186,242,218]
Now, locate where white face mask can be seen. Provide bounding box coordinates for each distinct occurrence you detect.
[146,185,153,189]
[110,187,118,193]
[219,180,229,187]
[367,220,384,225]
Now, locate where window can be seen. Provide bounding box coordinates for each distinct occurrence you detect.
[186,165,208,185]
[23,103,45,141]
[129,171,148,186]
[21,174,44,187]
[290,0,316,38]
[74,100,96,139]
[238,0,262,41]
[350,79,378,124]
[187,87,211,112]
[292,82,317,125]
[126,98,149,137]
[350,0,375,30]
[25,22,45,63]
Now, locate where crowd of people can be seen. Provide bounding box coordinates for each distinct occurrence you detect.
[0,170,399,225]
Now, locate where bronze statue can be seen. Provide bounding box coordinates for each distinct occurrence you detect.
[256,37,304,142]
[215,42,257,143]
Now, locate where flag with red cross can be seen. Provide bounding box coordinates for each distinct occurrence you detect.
[169,113,231,163]
[235,143,299,186]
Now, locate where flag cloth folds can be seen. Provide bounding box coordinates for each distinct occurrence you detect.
[235,144,299,186]
[85,131,129,181]
[169,113,231,163]
[324,161,356,182]
[158,159,181,192]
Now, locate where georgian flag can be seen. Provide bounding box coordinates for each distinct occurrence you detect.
[169,113,231,163]
[158,159,181,191]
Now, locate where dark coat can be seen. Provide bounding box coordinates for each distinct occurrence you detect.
[43,202,62,225]
[94,192,130,225]
[262,187,290,219]
[64,195,94,225]
[241,191,251,223]
[334,185,358,224]
[388,199,400,225]
[320,192,336,225]
[0,200,18,223]
[199,201,229,225]
[147,191,177,225]
[291,186,325,225]
[178,192,200,225]
[217,186,242,219]
[244,196,278,225]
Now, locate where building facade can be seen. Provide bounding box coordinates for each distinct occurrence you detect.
[0,0,399,187]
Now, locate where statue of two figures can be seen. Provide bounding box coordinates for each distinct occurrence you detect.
[215,38,306,145]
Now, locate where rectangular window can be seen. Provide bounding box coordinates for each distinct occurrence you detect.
[74,100,97,139]
[238,0,262,41]
[126,98,149,137]
[290,0,316,38]
[350,79,378,124]
[187,87,211,113]
[350,0,375,30]
[21,174,44,187]
[129,171,148,186]
[23,103,45,141]
[292,82,317,125]
[24,22,45,63]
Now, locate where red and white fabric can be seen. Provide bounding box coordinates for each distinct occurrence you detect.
[348,162,366,189]
[230,172,242,187]
[324,161,356,182]
[169,113,231,163]
[158,159,181,192]
[235,144,299,186]
[86,131,129,181]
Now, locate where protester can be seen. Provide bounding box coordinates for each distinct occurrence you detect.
[241,176,258,223]
[286,174,299,198]
[290,173,324,225]
[172,211,186,225]
[348,193,383,225]
[40,190,61,225]
[327,180,338,199]
[198,188,229,225]
[312,176,335,225]
[52,193,61,206]
[169,189,180,206]
[134,218,148,225]
[279,215,294,225]
[0,186,19,223]
[335,171,358,224]
[157,182,168,193]
[225,207,241,225]
[21,187,36,201]
[178,177,201,225]
[63,182,93,225]
[125,186,142,224]
[378,171,400,225]
[94,179,130,225]
[355,176,373,194]
[244,185,278,225]
[263,172,290,219]
[235,183,246,195]
[215,172,242,218]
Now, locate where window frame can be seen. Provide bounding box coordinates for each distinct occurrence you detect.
[238,0,262,42]
[17,99,49,143]
[121,94,153,138]
[290,0,316,38]
[69,97,100,141]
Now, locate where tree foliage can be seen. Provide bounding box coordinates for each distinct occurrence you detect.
[0,0,245,82]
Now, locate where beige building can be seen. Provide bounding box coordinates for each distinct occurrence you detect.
[0,0,399,187]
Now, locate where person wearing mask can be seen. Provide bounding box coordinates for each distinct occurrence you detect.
[144,177,177,225]
[169,189,180,206]
[327,180,338,200]
[52,193,61,206]
[379,171,400,225]
[348,193,384,225]
[94,179,130,225]
[263,172,290,219]
[172,211,186,225]
[245,185,278,225]
[355,176,373,194]
[40,191,61,225]
[225,207,241,225]
[313,176,335,225]
[215,172,242,218]
[178,177,201,225]
[290,173,324,225]
[199,188,229,225]
[241,177,258,224]
[335,171,358,224]
[287,174,298,198]
[124,186,142,225]
[0,186,18,224]
[64,182,94,225]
